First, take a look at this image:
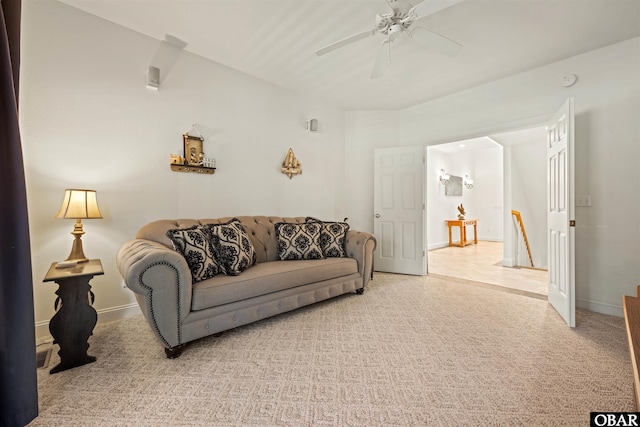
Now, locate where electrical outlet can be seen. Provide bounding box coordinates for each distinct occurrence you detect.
[576,195,592,207]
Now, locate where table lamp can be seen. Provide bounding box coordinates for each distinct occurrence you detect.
[55,189,103,263]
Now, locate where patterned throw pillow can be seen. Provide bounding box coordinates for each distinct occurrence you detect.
[306,217,350,258]
[166,225,220,283]
[205,219,257,276]
[275,222,324,260]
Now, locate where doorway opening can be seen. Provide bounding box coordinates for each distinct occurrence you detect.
[425,126,548,296]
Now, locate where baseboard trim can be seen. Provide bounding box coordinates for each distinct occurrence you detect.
[577,298,623,318]
[428,238,503,251]
[478,237,502,242]
[502,257,516,267]
[428,242,449,250]
[35,303,141,343]
[97,303,142,322]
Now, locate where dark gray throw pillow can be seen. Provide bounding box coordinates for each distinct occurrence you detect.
[275,222,324,260]
[166,225,220,283]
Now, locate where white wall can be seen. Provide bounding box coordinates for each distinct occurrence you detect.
[426,144,503,249]
[344,111,400,232]
[426,148,453,248]
[21,1,348,338]
[471,147,504,242]
[345,37,640,317]
[503,139,547,268]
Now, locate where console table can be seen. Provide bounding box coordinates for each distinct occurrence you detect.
[43,259,103,374]
[446,219,478,247]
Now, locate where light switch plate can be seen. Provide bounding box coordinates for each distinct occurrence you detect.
[576,195,592,207]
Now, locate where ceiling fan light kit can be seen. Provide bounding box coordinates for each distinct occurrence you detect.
[315,0,464,79]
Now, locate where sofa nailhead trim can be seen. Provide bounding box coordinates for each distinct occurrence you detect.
[139,261,181,348]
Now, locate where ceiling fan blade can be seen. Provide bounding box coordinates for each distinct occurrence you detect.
[315,29,377,56]
[411,0,464,20]
[408,27,462,57]
[370,40,391,79]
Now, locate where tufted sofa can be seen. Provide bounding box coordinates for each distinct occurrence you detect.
[116,216,376,357]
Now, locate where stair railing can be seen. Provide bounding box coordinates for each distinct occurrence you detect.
[511,210,534,268]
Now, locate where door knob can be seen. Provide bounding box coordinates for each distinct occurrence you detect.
[375,214,380,218]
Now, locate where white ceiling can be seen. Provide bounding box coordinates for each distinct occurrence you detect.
[429,124,546,154]
[430,135,502,154]
[59,0,640,111]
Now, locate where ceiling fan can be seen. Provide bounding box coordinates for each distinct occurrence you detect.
[315,0,464,79]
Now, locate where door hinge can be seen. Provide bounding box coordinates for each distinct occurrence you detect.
[569,220,576,227]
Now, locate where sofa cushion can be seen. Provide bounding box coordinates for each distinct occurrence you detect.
[166,225,220,283]
[275,222,324,260]
[191,257,358,310]
[205,219,257,276]
[306,217,350,258]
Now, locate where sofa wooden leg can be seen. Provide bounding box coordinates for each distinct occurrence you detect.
[356,287,365,295]
[164,344,186,359]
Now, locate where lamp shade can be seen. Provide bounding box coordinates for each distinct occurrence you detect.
[55,189,103,219]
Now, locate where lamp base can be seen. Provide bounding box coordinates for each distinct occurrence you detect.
[65,220,89,263]
[55,260,80,269]
[65,256,90,264]
[65,240,89,263]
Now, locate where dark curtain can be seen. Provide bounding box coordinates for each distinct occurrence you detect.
[0,0,39,425]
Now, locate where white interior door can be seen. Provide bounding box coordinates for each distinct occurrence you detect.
[374,146,426,275]
[547,98,576,327]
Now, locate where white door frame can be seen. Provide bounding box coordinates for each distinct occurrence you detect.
[424,114,551,275]
[423,102,576,327]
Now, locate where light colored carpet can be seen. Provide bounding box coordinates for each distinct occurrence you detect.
[30,273,633,426]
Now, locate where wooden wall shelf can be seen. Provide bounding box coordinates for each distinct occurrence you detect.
[170,164,216,174]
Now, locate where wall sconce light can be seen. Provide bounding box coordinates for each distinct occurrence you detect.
[439,169,450,185]
[146,66,160,90]
[464,174,474,189]
[55,189,103,264]
[281,148,302,179]
[305,119,318,132]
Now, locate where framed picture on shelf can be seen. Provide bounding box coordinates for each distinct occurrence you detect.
[183,134,204,166]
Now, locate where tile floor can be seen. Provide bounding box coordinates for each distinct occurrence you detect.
[428,240,548,296]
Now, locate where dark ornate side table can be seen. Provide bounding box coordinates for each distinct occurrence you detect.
[43,259,103,374]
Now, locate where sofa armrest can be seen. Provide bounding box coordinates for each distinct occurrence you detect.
[116,239,192,348]
[345,230,377,288]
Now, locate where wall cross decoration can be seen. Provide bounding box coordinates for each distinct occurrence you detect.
[281,148,302,179]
